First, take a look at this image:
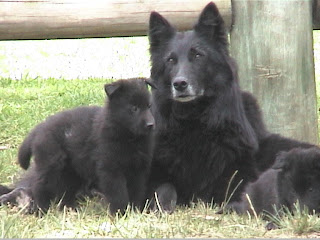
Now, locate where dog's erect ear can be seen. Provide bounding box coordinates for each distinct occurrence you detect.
[104,82,121,99]
[149,11,175,49]
[145,78,157,90]
[194,2,226,43]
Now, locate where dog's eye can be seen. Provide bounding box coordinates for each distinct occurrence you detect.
[131,105,138,113]
[167,57,175,63]
[167,54,177,64]
[148,104,152,108]
[194,52,202,59]
[190,48,204,60]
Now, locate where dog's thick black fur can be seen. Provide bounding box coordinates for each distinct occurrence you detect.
[241,90,315,173]
[230,147,320,216]
[147,2,260,207]
[254,133,314,172]
[241,91,268,142]
[8,78,154,214]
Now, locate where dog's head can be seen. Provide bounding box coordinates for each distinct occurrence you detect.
[274,147,320,213]
[149,2,232,103]
[105,78,155,136]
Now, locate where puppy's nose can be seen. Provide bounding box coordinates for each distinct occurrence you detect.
[173,77,188,91]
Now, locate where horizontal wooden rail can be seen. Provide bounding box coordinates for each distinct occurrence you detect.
[0,0,232,40]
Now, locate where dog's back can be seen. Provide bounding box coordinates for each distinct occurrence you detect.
[18,106,101,171]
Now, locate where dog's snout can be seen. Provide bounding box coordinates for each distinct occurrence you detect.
[145,110,155,130]
[173,77,188,91]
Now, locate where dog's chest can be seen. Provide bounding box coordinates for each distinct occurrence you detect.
[156,125,241,200]
[161,129,218,178]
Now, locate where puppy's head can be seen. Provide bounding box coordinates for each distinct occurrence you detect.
[105,78,155,136]
[274,147,320,213]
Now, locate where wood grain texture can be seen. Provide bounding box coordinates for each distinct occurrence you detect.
[0,0,231,40]
[231,0,318,144]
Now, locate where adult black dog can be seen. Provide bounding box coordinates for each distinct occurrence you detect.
[2,78,155,214]
[147,2,260,209]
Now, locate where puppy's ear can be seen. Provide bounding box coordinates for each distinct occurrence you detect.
[145,78,157,90]
[272,151,289,170]
[149,11,175,50]
[194,2,227,44]
[104,82,121,99]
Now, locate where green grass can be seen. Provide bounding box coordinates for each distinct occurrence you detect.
[0,32,319,238]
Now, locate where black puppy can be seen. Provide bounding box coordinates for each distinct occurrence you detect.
[229,147,320,216]
[4,78,155,214]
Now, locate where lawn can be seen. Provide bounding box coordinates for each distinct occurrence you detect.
[0,32,319,238]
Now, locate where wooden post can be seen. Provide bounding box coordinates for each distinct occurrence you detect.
[230,0,318,144]
[0,0,231,40]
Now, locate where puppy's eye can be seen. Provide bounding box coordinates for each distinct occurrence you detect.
[195,53,201,58]
[131,105,138,113]
[167,57,175,63]
[148,104,152,108]
[167,54,177,64]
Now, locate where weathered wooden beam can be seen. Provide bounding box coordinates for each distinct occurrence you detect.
[231,0,318,144]
[0,0,231,40]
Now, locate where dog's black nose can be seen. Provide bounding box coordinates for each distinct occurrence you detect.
[173,78,188,91]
